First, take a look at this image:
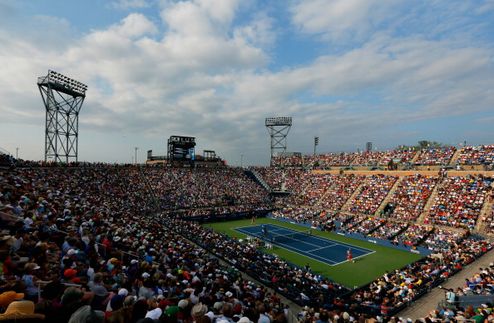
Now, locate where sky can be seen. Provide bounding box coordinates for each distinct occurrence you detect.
[0,0,493,166]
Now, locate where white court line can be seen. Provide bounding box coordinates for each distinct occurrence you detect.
[234,225,284,236]
[235,225,294,235]
[330,250,377,266]
[245,229,324,249]
[273,240,338,265]
[268,227,290,233]
[238,230,327,252]
[235,226,374,267]
[272,234,328,249]
[307,243,337,252]
[269,224,374,254]
[236,228,342,265]
[235,228,263,237]
[234,224,261,230]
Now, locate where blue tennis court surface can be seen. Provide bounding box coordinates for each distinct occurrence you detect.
[236,224,374,266]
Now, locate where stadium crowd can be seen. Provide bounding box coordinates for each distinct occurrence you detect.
[298,232,492,322]
[347,175,397,215]
[421,229,466,252]
[340,215,383,236]
[457,145,494,165]
[368,221,408,241]
[0,166,290,323]
[271,156,304,168]
[392,225,434,248]
[144,168,269,211]
[265,143,494,169]
[386,175,438,221]
[298,174,333,207]
[1,158,494,323]
[271,207,320,226]
[425,175,492,229]
[251,168,304,193]
[343,151,384,167]
[251,167,285,191]
[414,147,456,166]
[305,153,357,169]
[319,175,364,211]
[388,250,494,322]
[378,150,417,167]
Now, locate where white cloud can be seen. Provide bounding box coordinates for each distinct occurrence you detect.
[290,0,399,42]
[160,0,240,36]
[228,34,494,130]
[234,12,276,47]
[114,13,158,37]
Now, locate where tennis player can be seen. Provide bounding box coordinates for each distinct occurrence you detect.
[347,249,354,263]
[261,224,268,237]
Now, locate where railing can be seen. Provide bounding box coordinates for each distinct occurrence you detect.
[245,169,271,191]
[455,295,494,309]
[37,280,81,300]
[286,308,300,323]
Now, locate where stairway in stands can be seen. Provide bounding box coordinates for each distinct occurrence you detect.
[245,169,271,191]
[137,167,162,213]
[410,150,421,164]
[341,181,365,212]
[475,181,494,233]
[374,176,403,216]
[417,177,443,224]
[449,148,463,165]
[313,180,338,208]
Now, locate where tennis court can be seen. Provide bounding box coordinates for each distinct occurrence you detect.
[236,224,374,266]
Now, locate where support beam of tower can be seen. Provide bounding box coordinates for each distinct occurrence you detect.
[265,117,292,166]
[37,70,87,163]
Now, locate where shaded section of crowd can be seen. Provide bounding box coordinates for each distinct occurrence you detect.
[0,166,287,323]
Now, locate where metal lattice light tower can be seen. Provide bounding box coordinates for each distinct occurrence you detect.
[37,70,87,163]
[265,117,292,166]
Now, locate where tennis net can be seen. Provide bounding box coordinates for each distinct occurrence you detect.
[270,230,311,243]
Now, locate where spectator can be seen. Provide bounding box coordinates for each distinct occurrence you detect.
[415,147,456,165]
[387,175,438,221]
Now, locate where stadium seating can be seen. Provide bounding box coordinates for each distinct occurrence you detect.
[145,167,269,211]
[368,220,408,240]
[340,215,385,235]
[351,151,387,166]
[378,149,417,166]
[425,175,493,229]
[251,167,305,193]
[268,144,494,169]
[305,152,357,168]
[386,175,438,221]
[457,144,494,165]
[271,206,319,224]
[1,157,494,322]
[414,147,456,165]
[0,166,290,322]
[319,174,364,211]
[347,174,398,215]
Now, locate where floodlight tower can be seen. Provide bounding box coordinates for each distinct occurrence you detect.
[37,70,88,163]
[265,117,292,166]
